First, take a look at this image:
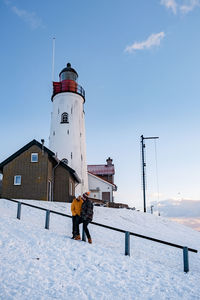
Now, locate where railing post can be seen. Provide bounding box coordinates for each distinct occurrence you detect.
[183,247,189,273]
[125,231,130,256]
[17,202,21,220]
[82,225,86,242]
[45,210,50,230]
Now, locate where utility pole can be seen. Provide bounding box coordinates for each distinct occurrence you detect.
[141,135,159,213]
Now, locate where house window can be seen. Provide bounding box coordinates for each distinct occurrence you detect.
[31,153,38,162]
[14,175,21,185]
[61,112,69,123]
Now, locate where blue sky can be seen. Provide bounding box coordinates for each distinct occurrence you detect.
[1,0,200,211]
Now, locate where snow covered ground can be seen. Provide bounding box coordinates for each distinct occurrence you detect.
[0,198,200,300]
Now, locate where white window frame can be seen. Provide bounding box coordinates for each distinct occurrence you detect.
[14,175,21,185]
[31,153,38,163]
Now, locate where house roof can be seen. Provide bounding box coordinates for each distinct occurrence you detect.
[0,139,80,183]
[0,139,55,170]
[87,164,115,175]
[88,171,117,191]
[59,160,81,183]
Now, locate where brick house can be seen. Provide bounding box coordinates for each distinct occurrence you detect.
[0,139,80,202]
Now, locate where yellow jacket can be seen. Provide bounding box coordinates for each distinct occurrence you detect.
[71,198,83,216]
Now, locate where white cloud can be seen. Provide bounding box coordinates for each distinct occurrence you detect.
[150,198,200,230]
[180,0,200,14]
[151,199,200,217]
[125,32,165,53]
[161,0,200,14]
[160,0,177,14]
[4,1,43,30]
[170,217,200,231]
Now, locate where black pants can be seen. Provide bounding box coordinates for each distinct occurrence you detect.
[72,215,80,237]
[78,217,91,240]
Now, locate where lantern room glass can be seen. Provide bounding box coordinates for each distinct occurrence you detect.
[60,71,78,82]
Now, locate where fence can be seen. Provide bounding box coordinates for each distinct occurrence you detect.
[3,198,198,273]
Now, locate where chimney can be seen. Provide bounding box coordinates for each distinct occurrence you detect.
[106,157,113,166]
[41,139,45,156]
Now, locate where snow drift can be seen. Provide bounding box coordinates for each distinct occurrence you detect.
[0,198,200,299]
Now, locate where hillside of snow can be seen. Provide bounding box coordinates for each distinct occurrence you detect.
[0,198,200,299]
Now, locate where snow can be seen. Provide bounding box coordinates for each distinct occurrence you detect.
[0,198,200,299]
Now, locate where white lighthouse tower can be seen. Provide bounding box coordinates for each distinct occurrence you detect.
[49,63,88,195]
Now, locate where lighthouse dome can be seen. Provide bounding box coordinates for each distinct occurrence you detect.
[59,63,78,82]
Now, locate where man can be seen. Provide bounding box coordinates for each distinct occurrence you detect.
[79,192,93,244]
[71,195,83,239]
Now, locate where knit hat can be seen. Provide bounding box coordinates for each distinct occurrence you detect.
[82,191,90,200]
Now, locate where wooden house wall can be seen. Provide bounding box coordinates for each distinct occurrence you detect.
[2,145,49,200]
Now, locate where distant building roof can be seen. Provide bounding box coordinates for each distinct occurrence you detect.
[87,164,115,175]
[88,171,117,190]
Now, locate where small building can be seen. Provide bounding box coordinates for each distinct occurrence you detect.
[87,157,117,202]
[0,139,80,202]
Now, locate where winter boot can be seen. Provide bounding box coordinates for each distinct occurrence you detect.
[88,238,92,244]
[74,235,81,240]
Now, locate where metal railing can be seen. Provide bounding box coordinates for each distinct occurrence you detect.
[2,198,198,273]
[51,83,85,102]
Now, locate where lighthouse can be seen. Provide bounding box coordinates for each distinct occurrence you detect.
[49,63,88,195]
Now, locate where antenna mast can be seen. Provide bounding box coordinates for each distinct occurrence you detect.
[52,37,56,82]
[141,135,159,213]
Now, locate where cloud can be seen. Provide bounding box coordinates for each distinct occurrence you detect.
[180,0,200,14]
[170,217,200,231]
[149,198,200,231]
[4,1,44,29]
[160,0,200,14]
[125,32,165,53]
[151,199,200,218]
[160,0,177,14]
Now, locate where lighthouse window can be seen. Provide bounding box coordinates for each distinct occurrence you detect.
[61,112,69,123]
[71,152,73,159]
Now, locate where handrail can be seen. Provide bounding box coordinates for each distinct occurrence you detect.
[51,82,85,102]
[3,198,198,253]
